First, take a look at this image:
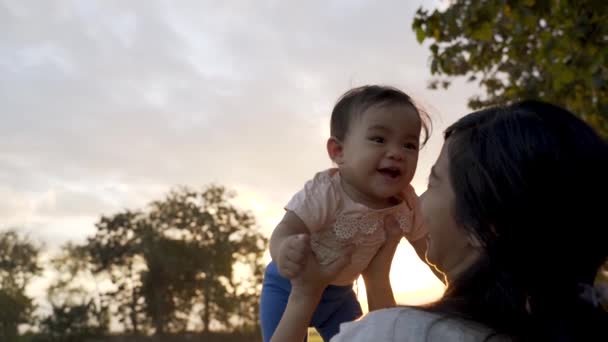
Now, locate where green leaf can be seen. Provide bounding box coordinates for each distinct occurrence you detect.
[416,27,426,43]
[430,43,438,54]
[430,59,438,74]
[592,74,605,89]
[553,68,575,91]
[472,22,493,42]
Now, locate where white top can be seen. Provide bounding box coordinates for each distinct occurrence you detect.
[331,307,511,342]
[285,169,426,285]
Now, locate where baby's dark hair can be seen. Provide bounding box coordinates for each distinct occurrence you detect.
[330,85,431,145]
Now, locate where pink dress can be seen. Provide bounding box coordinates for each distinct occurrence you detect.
[285,168,427,285]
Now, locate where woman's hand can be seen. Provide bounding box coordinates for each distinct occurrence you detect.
[290,234,354,297]
[270,235,353,342]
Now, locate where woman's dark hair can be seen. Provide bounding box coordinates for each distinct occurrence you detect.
[330,85,431,146]
[430,100,608,340]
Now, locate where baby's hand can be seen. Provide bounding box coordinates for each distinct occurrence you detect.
[384,214,404,244]
[277,234,309,279]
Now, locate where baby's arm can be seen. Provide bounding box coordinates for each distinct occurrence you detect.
[402,187,431,268]
[409,233,446,283]
[269,211,310,279]
[361,216,402,311]
[410,235,428,263]
[406,190,446,282]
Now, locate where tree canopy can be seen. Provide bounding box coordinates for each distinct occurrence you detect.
[413,0,608,137]
[0,230,41,341]
[84,185,267,335]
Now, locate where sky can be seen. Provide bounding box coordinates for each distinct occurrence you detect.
[1,0,482,314]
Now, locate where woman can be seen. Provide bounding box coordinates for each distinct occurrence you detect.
[270,101,608,341]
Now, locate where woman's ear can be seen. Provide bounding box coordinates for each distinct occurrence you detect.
[327,137,344,164]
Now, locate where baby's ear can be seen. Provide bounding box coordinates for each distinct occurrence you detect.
[327,137,344,164]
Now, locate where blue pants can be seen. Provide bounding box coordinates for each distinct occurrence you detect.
[260,261,362,342]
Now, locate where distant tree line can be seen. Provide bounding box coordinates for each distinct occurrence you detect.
[0,185,267,341]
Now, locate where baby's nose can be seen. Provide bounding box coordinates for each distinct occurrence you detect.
[387,146,405,160]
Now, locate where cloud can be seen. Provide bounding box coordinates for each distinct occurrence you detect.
[0,0,478,246]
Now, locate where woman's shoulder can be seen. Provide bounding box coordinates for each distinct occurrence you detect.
[332,307,511,342]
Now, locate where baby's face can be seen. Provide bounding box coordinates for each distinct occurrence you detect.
[337,104,421,206]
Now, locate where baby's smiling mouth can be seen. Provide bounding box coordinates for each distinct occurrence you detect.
[377,167,401,178]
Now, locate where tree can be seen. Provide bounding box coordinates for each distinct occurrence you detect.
[37,300,108,342]
[0,230,41,340]
[38,243,109,341]
[85,185,267,335]
[144,185,267,333]
[412,0,608,137]
[86,210,152,334]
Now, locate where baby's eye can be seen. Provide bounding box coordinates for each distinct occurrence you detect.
[403,142,418,150]
[369,136,385,144]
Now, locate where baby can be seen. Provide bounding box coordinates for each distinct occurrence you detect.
[260,85,430,342]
